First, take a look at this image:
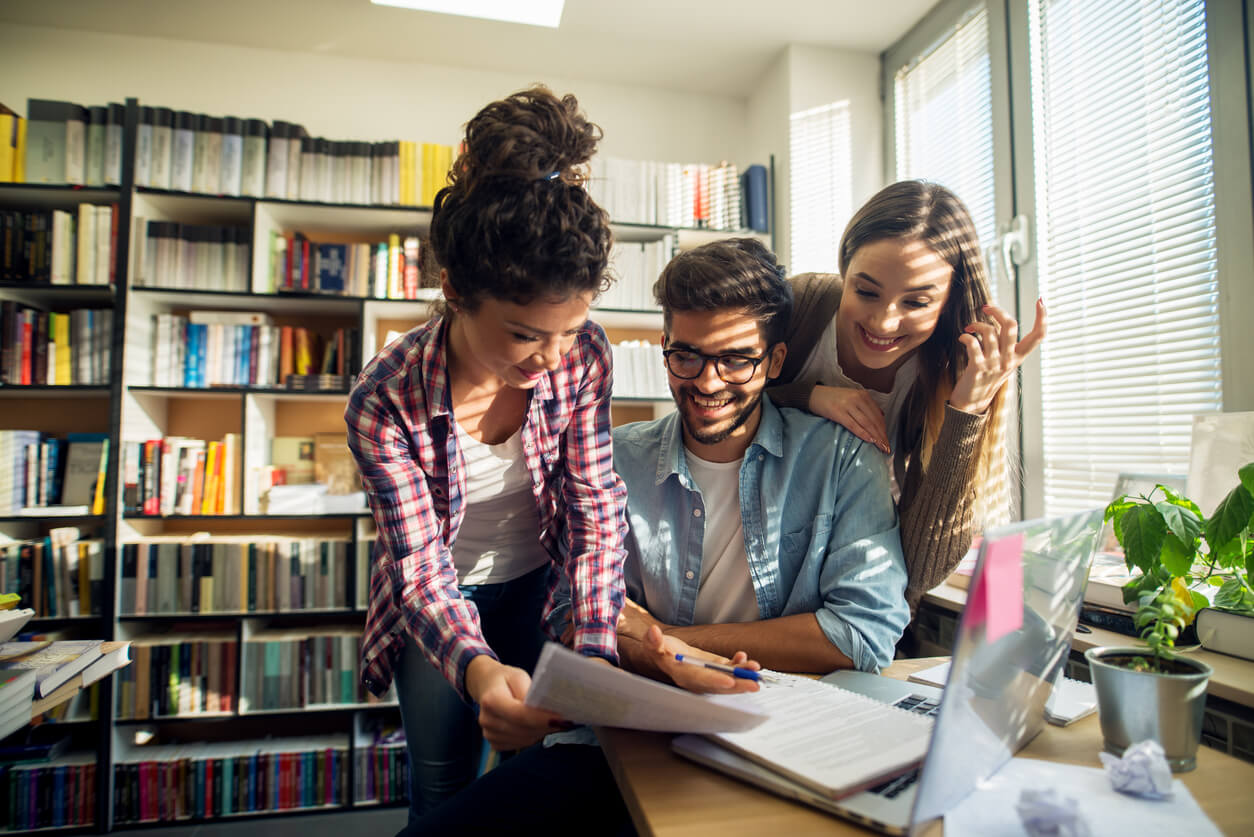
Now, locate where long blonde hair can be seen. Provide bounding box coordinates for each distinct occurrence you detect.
[839,180,1013,527]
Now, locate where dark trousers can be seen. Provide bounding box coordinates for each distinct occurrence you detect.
[398,741,636,837]
[394,564,549,821]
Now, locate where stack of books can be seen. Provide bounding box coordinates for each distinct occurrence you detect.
[0,204,119,285]
[0,303,114,386]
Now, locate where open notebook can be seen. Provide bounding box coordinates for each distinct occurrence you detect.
[703,672,934,799]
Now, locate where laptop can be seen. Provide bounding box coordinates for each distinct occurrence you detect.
[673,507,1105,835]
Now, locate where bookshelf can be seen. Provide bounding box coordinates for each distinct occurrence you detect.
[0,97,773,832]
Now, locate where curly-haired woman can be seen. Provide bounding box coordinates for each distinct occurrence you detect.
[345,86,629,819]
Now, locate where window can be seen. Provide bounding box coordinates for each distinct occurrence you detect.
[894,6,997,253]
[789,101,852,275]
[1029,0,1222,514]
[884,0,1250,517]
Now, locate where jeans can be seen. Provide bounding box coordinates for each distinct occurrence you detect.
[397,742,636,837]
[393,563,549,821]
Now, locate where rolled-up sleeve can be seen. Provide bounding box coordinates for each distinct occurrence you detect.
[815,440,910,672]
[557,327,628,663]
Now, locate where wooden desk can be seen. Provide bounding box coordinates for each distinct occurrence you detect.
[597,658,1254,837]
[923,582,1254,708]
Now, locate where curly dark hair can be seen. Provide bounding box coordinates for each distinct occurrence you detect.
[653,238,793,347]
[428,86,613,310]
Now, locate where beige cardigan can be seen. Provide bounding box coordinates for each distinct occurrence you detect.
[769,273,987,613]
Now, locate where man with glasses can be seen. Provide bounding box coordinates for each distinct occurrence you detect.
[607,237,910,680]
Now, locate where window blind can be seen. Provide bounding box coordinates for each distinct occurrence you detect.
[893,6,997,254]
[789,101,852,275]
[1029,0,1222,514]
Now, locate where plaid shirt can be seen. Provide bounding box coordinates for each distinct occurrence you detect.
[346,315,627,701]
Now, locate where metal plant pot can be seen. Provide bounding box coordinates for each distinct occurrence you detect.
[1085,646,1213,772]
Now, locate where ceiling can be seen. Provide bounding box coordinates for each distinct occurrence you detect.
[0,0,938,97]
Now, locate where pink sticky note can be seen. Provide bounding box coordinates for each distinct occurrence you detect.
[966,532,1025,642]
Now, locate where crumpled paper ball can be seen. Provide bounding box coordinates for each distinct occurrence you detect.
[1099,740,1174,799]
[1015,788,1091,837]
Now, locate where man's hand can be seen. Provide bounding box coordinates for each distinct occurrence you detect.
[641,626,760,695]
[617,597,666,641]
[465,655,567,751]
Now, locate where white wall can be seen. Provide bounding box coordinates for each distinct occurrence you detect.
[746,51,790,263]
[0,23,751,167]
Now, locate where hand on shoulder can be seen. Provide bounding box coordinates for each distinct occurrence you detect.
[808,385,891,454]
[949,298,1047,415]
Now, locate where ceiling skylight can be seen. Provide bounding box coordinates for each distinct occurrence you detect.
[370,0,565,28]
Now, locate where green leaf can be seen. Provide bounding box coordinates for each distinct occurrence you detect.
[1206,484,1254,548]
[1159,486,1203,518]
[1122,572,1161,606]
[1240,463,1254,497]
[1212,536,1247,570]
[1189,589,1211,611]
[1105,498,1137,523]
[1159,534,1195,577]
[1156,502,1202,545]
[1119,504,1167,573]
[1215,578,1250,610]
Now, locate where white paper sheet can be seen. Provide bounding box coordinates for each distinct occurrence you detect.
[524,642,768,733]
[944,756,1221,836]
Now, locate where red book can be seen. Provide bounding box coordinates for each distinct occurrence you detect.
[19,311,32,384]
[283,232,294,289]
[402,236,420,300]
[204,758,213,817]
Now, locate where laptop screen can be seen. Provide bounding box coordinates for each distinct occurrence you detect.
[910,507,1104,824]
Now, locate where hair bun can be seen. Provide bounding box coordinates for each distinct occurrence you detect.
[454,85,601,191]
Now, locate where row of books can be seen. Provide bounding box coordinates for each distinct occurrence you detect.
[121,435,242,517]
[355,743,408,806]
[0,756,96,831]
[0,528,105,618]
[147,311,359,390]
[119,537,352,616]
[0,205,118,285]
[268,231,436,300]
[0,432,108,514]
[598,238,671,312]
[0,303,114,386]
[610,342,670,400]
[10,100,124,188]
[112,739,348,824]
[134,221,251,293]
[240,632,371,712]
[116,637,237,720]
[130,99,455,206]
[588,157,747,231]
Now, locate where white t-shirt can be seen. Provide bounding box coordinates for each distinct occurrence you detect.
[685,450,760,625]
[450,423,550,586]
[795,318,920,499]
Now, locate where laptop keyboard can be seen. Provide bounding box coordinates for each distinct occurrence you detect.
[868,767,921,798]
[894,693,941,716]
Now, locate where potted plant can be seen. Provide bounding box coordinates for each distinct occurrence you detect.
[1088,461,1254,771]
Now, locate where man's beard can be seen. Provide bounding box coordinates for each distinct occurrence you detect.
[674,384,762,446]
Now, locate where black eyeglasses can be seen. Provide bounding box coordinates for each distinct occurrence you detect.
[662,348,769,384]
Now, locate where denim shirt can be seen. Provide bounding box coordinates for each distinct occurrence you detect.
[612,397,909,672]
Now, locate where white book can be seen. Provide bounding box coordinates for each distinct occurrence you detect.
[0,640,105,698]
[75,204,95,285]
[94,204,112,285]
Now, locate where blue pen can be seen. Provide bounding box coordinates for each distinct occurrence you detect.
[674,654,774,682]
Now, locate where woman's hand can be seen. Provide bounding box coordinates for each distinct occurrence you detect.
[808,385,891,454]
[465,655,566,751]
[642,626,761,695]
[949,299,1047,415]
